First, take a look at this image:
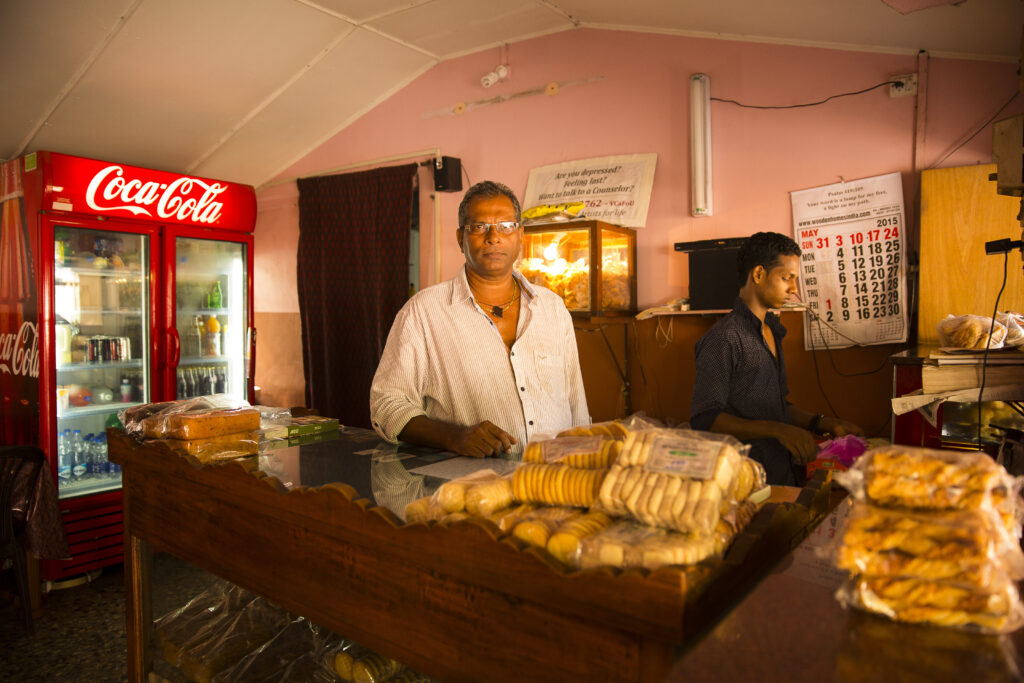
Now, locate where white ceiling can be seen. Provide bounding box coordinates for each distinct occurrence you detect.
[1,0,1019,188]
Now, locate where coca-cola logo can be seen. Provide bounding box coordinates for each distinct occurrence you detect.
[0,321,39,378]
[84,165,226,224]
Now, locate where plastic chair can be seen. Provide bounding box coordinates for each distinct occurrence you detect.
[0,445,45,633]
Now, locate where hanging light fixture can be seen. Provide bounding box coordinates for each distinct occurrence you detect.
[690,73,712,217]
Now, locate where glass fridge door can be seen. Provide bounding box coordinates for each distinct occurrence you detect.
[174,237,247,402]
[53,226,150,498]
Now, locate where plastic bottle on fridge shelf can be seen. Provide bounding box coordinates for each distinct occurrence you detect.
[204,316,222,356]
[209,281,223,309]
[93,434,109,477]
[57,430,72,485]
[177,369,187,399]
[206,367,217,395]
[71,430,87,479]
[120,375,133,403]
[192,316,204,358]
[215,367,226,394]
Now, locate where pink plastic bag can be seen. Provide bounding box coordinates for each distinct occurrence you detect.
[815,434,869,468]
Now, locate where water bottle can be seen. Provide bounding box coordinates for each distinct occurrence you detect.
[71,430,87,479]
[57,429,72,485]
[93,434,109,477]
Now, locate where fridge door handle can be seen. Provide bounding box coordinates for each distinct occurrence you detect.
[168,328,180,367]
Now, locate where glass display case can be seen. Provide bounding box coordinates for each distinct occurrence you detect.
[519,219,636,317]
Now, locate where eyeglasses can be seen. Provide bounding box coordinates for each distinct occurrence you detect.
[461,221,521,235]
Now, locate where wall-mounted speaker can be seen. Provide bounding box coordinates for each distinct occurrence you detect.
[433,156,462,192]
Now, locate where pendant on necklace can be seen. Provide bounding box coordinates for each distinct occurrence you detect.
[492,305,503,318]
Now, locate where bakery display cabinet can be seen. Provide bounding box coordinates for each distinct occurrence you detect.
[520,220,637,318]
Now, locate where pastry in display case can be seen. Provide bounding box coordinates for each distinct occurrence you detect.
[519,220,636,317]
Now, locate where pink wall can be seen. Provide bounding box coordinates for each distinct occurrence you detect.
[255,28,1021,314]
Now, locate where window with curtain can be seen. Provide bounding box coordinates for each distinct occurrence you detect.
[296,164,417,428]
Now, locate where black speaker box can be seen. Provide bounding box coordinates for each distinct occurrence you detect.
[674,237,747,310]
[433,156,463,192]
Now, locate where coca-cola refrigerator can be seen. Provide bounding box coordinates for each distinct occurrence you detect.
[0,151,255,584]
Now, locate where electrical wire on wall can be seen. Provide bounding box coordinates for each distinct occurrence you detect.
[928,91,1020,170]
[711,80,901,110]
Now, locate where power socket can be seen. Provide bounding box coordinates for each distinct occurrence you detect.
[890,73,918,97]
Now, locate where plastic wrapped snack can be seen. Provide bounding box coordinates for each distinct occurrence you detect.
[523,435,622,468]
[179,595,293,683]
[733,457,767,503]
[488,502,537,533]
[511,506,582,547]
[512,462,608,508]
[121,395,254,438]
[997,311,1024,347]
[557,419,631,440]
[833,505,1024,590]
[351,652,404,683]
[835,446,1020,523]
[211,617,324,682]
[324,641,370,681]
[155,580,251,668]
[837,576,1024,634]
[431,469,513,517]
[164,429,260,462]
[574,520,722,570]
[403,495,447,524]
[936,314,1007,350]
[596,429,746,534]
[545,510,614,564]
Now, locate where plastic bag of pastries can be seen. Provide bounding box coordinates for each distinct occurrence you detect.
[996,311,1024,347]
[574,518,744,570]
[512,462,608,508]
[557,419,631,441]
[936,314,1008,350]
[155,580,252,668]
[835,575,1024,634]
[179,595,293,683]
[830,505,1024,591]
[511,506,583,547]
[834,445,1022,526]
[523,435,622,469]
[163,430,260,462]
[428,469,514,517]
[121,395,259,440]
[351,652,404,683]
[595,429,748,534]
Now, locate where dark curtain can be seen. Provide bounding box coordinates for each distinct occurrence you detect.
[297,164,417,428]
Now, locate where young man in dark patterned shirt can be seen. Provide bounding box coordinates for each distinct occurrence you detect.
[690,231,863,485]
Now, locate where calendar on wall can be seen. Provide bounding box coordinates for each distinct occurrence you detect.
[790,172,908,351]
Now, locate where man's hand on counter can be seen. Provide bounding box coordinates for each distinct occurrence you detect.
[398,415,516,458]
[446,421,516,458]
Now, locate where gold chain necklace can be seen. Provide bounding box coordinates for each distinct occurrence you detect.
[473,281,520,319]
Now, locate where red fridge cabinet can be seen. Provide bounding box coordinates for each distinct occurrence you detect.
[0,151,256,583]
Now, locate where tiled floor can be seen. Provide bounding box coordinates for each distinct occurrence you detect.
[0,554,215,683]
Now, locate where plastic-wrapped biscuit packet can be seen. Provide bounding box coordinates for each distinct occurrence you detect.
[557,419,631,441]
[512,462,608,507]
[836,575,1024,634]
[596,429,749,534]
[835,445,1023,532]
[511,506,582,547]
[546,510,614,564]
[830,505,1024,591]
[432,469,514,516]
[522,435,622,469]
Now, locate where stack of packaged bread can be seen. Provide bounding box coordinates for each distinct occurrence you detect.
[121,397,261,462]
[831,445,1024,633]
[404,420,768,573]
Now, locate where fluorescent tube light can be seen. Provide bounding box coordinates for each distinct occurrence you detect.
[690,73,712,217]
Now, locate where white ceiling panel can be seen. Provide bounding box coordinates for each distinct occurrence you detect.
[367,0,574,58]
[558,0,1021,59]
[303,0,437,24]
[192,27,435,185]
[27,0,352,173]
[0,0,137,160]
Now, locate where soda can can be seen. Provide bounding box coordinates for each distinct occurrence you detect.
[120,337,131,361]
[87,337,99,363]
[102,337,113,362]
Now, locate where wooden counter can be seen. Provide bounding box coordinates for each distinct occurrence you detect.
[109,427,832,683]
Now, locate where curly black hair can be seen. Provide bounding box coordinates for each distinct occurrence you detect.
[736,231,801,288]
[457,181,521,227]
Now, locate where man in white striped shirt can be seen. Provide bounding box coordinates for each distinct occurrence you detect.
[370,181,590,458]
